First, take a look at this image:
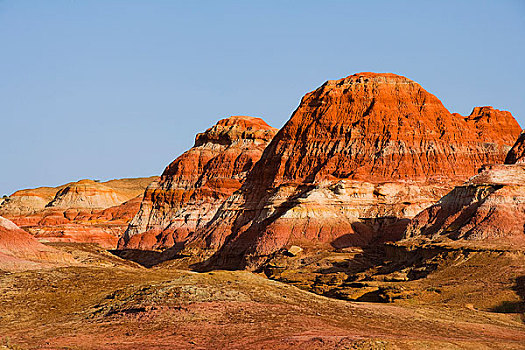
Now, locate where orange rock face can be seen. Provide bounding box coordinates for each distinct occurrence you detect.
[0,216,74,271]
[404,131,525,247]
[182,73,521,269]
[0,177,156,249]
[119,116,278,250]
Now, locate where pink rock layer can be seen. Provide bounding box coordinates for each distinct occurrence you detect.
[0,216,74,271]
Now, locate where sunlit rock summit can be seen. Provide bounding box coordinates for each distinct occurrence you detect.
[180,72,521,269]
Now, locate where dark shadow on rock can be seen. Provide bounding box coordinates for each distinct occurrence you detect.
[193,211,412,273]
[316,244,386,275]
[491,276,525,317]
[110,243,187,268]
[418,185,501,240]
[190,184,319,272]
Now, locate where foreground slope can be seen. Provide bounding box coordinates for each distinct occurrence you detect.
[0,216,74,271]
[119,116,277,250]
[0,266,524,349]
[183,72,521,269]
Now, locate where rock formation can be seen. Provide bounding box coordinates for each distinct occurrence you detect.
[0,216,74,270]
[182,73,521,269]
[46,179,126,209]
[0,177,156,248]
[404,130,525,247]
[119,116,278,250]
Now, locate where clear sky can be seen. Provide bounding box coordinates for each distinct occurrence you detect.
[1,0,524,195]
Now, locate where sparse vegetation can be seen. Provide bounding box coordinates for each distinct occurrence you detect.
[0,243,524,349]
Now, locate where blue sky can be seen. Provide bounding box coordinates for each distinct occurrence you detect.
[1,0,524,195]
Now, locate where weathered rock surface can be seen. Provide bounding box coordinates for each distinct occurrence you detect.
[119,116,277,250]
[0,186,60,217]
[404,131,525,247]
[183,73,521,269]
[0,216,74,270]
[46,180,126,209]
[0,177,156,248]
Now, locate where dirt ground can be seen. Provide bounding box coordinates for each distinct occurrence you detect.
[0,244,524,350]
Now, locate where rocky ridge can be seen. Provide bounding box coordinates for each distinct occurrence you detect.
[119,116,278,250]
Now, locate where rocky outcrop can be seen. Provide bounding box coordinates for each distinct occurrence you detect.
[0,216,74,270]
[46,180,126,209]
[0,187,60,216]
[182,73,521,269]
[0,177,156,248]
[119,116,278,250]
[404,131,525,247]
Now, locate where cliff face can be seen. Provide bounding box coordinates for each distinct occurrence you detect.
[119,116,278,250]
[0,177,156,249]
[404,130,525,247]
[182,73,521,269]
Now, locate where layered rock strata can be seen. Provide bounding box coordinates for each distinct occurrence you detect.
[404,131,525,247]
[119,116,278,250]
[182,73,521,269]
[0,177,155,248]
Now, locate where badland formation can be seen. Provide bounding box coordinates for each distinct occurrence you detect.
[1,73,524,349]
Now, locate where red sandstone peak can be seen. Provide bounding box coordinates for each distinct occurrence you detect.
[241,73,520,188]
[120,116,278,250]
[193,115,277,149]
[183,72,521,269]
[505,130,525,164]
[215,115,275,129]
